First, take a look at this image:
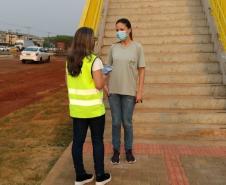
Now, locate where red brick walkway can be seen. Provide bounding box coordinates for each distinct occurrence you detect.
[83,143,226,185]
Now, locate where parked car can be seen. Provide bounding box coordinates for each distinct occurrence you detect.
[20,46,50,63]
[0,45,9,52]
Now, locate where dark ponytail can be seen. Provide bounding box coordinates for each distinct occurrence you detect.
[116,18,133,40]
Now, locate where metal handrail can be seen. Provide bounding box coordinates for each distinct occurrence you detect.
[210,0,226,50]
[79,0,104,35]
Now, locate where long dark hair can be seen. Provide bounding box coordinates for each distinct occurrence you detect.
[116,18,133,40]
[67,27,95,76]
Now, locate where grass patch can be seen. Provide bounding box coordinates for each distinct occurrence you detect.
[0,88,72,185]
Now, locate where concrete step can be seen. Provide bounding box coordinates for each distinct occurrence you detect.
[109,1,201,8]
[133,96,226,109]
[144,74,222,84]
[105,27,209,37]
[146,53,217,63]
[106,109,226,138]
[105,20,208,29]
[142,84,226,96]
[108,6,203,15]
[104,122,226,140]
[133,109,226,124]
[101,53,217,63]
[101,44,213,55]
[103,35,211,45]
[145,62,220,74]
[106,13,205,22]
[133,123,226,139]
[105,108,226,125]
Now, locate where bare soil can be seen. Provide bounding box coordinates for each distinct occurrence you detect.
[0,56,66,118]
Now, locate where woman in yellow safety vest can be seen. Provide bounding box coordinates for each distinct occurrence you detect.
[66,27,111,185]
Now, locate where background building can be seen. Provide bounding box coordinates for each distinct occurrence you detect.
[0,31,44,46]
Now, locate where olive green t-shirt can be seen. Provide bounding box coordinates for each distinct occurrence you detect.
[107,41,145,96]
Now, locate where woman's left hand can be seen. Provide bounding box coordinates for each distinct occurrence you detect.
[136,91,143,103]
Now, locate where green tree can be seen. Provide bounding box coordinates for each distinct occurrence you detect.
[43,35,73,48]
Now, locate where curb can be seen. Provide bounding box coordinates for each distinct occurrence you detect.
[41,143,74,185]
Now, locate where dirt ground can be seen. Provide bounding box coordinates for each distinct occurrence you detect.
[0,55,73,185]
[0,56,66,118]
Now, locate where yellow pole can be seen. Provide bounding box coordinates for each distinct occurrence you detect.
[210,0,226,50]
[79,0,103,35]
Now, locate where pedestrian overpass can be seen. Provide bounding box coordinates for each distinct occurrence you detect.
[42,1,226,184]
[80,0,226,140]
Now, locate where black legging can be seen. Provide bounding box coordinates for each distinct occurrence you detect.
[72,114,105,177]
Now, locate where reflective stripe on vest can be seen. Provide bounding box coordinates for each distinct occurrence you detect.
[68,88,99,96]
[69,99,103,106]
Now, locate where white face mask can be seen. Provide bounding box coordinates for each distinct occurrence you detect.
[116,31,128,41]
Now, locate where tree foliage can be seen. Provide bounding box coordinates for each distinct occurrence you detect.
[43,35,73,48]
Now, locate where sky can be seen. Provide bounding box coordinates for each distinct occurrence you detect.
[0,0,85,37]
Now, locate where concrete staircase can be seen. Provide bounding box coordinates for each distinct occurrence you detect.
[101,0,226,142]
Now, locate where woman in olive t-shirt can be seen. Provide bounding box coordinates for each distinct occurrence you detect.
[105,18,145,165]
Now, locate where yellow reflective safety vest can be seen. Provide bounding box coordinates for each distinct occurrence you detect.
[66,54,105,118]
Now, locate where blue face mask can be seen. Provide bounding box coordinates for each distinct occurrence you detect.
[116,31,128,41]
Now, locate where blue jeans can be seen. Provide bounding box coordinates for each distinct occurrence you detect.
[72,115,105,177]
[108,94,136,151]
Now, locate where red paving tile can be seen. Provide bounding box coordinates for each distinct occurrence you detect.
[83,143,226,185]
